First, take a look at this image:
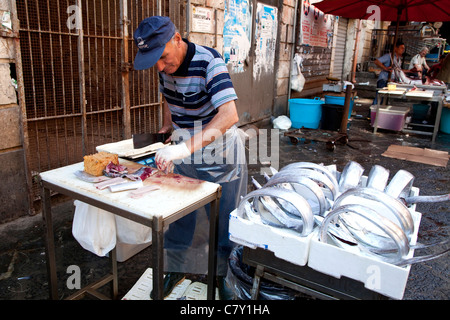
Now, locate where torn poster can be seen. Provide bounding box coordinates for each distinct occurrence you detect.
[253,3,278,80]
[223,0,252,73]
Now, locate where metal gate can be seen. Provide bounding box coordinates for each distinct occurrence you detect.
[332,17,348,80]
[16,0,186,203]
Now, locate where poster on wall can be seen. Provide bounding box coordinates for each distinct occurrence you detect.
[254,3,278,80]
[301,0,334,48]
[191,6,214,33]
[223,0,253,73]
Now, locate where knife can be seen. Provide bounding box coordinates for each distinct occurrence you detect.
[132,133,171,149]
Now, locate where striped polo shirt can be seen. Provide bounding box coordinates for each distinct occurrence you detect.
[159,39,237,129]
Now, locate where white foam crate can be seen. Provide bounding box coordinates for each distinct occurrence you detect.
[122,268,219,300]
[122,268,191,300]
[307,187,421,300]
[229,208,316,266]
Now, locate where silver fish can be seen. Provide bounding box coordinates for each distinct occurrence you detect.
[403,193,450,205]
[239,193,284,228]
[264,170,328,216]
[393,248,450,267]
[384,169,414,199]
[239,193,292,229]
[281,162,340,194]
[239,187,314,236]
[259,174,301,215]
[253,200,291,228]
[314,215,358,245]
[338,161,364,192]
[280,167,338,201]
[247,179,293,228]
[263,171,297,193]
[319,204,410,262]
[333,187,415,238]
[366,238,450,255]
[240,198,264,225]
[366,165,390,191]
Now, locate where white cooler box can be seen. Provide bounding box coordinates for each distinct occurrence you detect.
[229,208,315,266]
[307,186,420,300]
[230,173,421,299]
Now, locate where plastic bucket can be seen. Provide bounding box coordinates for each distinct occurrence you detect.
[321,104,344,131]
[289,98,323,129]
[324,95,354,119]
[440,107,450,134]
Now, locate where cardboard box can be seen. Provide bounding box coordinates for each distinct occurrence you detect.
[382,145,449,167]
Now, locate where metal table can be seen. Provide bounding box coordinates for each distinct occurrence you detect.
[39,159,221,300]
[243,247,388,300]
[373,84,446,143]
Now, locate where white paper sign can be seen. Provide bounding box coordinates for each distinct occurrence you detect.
[191,6,214,33]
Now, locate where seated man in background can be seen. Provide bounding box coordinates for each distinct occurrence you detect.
[408,47,430,79]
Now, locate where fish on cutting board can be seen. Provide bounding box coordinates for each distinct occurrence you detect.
[109,180,143,192]
[144,172,204,190]
[129,185,161,198]
[95,177,127,190]
[74,170,111,183]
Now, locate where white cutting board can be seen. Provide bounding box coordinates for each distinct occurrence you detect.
[405,90,433,99]
[96,139,166,158]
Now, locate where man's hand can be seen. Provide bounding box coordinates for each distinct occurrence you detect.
[158,125,173,143]
[155,143,191,173]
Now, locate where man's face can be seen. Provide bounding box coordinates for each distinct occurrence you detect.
[395,44,405,56]
[155,33,183,75]
[419,49,428,57]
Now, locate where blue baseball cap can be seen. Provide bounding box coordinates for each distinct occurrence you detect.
[133,16,176,70]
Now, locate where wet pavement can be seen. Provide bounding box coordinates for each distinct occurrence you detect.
[0,99,449,300]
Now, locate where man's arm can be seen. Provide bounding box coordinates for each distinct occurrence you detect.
[155,100,239,172]
[158,98,173,141]
[374,58,391,72]
[184,100,239,154]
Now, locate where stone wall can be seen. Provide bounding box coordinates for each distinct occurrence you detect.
[273,0,296,116]
[0,0,30,223]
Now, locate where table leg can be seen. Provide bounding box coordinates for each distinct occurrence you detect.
[109,248,118,299]
[250,265,264,300]
[207,196,220,300]
[432,99,443,143]
[152,215,164,300]
[41,183,58,300]
[373,93,381,134]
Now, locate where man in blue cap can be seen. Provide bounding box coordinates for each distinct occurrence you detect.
[133,16,247,300]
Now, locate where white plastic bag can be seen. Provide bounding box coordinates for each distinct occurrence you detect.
[72,200,117,257]
[290,54,305,92]
[115,215,152,244]
[273,115,292,130]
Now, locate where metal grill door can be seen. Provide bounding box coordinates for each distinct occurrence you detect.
[16,0,187,203]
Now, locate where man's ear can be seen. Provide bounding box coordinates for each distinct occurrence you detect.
[174,32,182,46]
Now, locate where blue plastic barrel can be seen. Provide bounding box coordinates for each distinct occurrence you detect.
[289,98,324,129]
[324,95,354,119]
[440,107,450,134]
